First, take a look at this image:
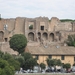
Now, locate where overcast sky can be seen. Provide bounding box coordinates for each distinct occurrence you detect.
[0,0,75,19]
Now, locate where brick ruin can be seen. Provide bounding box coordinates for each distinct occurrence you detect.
[0,16,75,54]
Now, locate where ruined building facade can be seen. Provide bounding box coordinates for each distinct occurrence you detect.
[0,17,75,44]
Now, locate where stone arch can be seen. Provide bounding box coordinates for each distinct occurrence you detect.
[49,33,54,42]
[28,32,34,41]
[0,31,4,42]
[42,32,48,40]
[38,32,41,42]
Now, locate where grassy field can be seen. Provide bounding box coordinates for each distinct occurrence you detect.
[15,73,75,75]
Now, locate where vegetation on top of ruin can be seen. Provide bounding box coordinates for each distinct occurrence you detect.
[66,34,75,47]
[49,20,51,22]
[29,25,33,29]
[60,19,75,22]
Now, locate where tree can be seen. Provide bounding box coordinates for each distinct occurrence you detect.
[7,58,20,71]
[16,55,25,67]
[63,63,71,70]
[9,34,27,54]
[21,52,37,70]
[56,59,62,66]
[66,34,75,47]
[46,58,62,67]
[0,58,15,75]
[21,52,32,61]
[40,63,46,71]
[25,58,37,70]
[2,53,20,71]
[46,58,56,67]
[0,51,4,58]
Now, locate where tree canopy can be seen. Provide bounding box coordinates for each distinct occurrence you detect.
[21,52,37,70]
[40,63,46,70]
[9,34,27,54]
[46,58,62,67]
[66,34,75,47]
[0,58,15,75]
[63,63,71,70]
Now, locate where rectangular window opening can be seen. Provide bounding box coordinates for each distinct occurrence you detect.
[41,26,44,30]
[35,55,39,60]
[61,55,65,60]
[48,55,52,59]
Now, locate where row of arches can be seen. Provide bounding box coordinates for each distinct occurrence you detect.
[28,32,59,42]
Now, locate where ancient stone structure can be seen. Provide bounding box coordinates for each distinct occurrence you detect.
[0,17,75,44]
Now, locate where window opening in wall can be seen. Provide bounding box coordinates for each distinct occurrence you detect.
[41,26,44,30]
[35,55,39,60]
[48,55,52,59]
[5,38,8,42]
[61,55,65,60]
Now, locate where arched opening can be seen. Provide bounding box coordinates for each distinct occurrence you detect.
[28,32,34,41]
[0,31,4,42]
[38,32,41,42]
[49,33,54,42]
[56,32,61,41]
[42,32,48,40]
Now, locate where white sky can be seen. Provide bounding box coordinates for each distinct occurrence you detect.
[0,0,75,19]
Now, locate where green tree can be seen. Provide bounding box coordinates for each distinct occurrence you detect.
[66,34,75,47]
[56,59,62,66]
[21,52,37,70]
[25,58,37,70]
[7,58,20,71]
[63,63,71,70]
[16,55,25,67]
[2,53,13,60]
[21,52,32,61]
[2,53,20,71]
[0,58,15,75]
[46,58,56,67]
[0,51,4,58]
[46,58,62,67]
[40,63,46,71]
[9,34,27,54]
